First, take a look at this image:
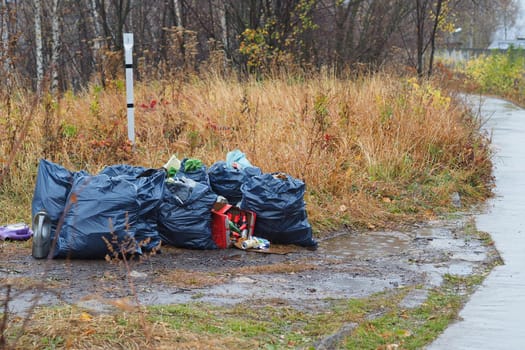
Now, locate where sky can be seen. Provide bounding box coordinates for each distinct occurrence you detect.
[491,0,525,44]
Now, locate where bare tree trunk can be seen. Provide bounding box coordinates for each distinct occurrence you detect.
[116,0,131,50]
[34,0,44,94]
[87,0,103,85]
[415,0,427,77]
[90,0,103,48]
[174,0,183,27]
[427,0,443,77]
[334,0,359,68]
[97,0,112,44]
[50,0,61,94]
[218,0,228,55]
[1,0,9,75]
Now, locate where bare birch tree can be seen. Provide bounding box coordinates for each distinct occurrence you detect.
[50,0,62,94]
[34,0,44,94]
[218,0,228,54]
[173,0,183,27]
[1,0,9,76]
[90,0,103,48]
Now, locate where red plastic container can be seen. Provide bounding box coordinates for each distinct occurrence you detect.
[211,203,256,249]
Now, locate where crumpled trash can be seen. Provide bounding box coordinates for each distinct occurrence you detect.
[183,158,204,172]
[226,149,253,169]
[163,155,181,177]
[233,236,270,250]
[0,223,33,241]
[31,159,88,235]
[32,160,165,259]
[55,173,141,259]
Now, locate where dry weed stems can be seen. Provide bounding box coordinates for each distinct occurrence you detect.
[0,73,493,232]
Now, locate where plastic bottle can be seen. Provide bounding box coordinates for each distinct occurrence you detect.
[227,218,241,233]
[239,214,248,238]
[241,238,260,249]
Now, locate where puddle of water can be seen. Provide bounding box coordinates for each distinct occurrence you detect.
[129,222,485,309]
[1,290,60,317]
[125,272,402,310]
[319,231,411,259]
[1,214,490,317]
[195,272,399,307]
[409,261,475,288]
[426,235,486,263]
[399,289,429,309]
[139,290,195,306]
[413,222,462,239]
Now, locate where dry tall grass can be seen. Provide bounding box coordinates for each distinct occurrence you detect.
[0,72,492,233]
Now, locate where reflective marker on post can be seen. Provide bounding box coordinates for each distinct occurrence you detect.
[123,33,135,145]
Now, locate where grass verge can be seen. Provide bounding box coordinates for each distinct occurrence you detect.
[1,273,490,350]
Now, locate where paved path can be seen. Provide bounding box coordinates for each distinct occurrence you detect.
[428,96,525,349]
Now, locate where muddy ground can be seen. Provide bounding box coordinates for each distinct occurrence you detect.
[0,213,500,317]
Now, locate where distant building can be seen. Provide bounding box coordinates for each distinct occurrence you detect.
[489,37,525,50]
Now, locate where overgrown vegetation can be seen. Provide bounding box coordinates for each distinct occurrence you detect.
[459,47,525,106]
[0,72,493,233]
[0,20,499,346]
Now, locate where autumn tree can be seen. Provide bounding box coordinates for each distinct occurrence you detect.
[410,0,453,77]
[498,0,520,41]
[0,0,15,86]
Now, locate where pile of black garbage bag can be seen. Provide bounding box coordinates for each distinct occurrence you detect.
[31,150,317,259]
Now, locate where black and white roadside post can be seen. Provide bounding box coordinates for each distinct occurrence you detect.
[123,33,135,145]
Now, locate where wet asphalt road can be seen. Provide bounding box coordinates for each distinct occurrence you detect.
[428,96,525,349]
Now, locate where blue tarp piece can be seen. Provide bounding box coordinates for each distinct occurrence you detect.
[54,174,141,259]
[240,173,317,248]
[158,177,218,249]
[208,161,262,205]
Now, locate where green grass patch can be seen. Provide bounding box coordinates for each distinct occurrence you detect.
[344,274,485,349]
[3,271,490,350]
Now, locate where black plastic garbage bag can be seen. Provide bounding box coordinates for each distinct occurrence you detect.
[158,177,218,249]
[240,173,317,248]
[208,161,262,205]
[99,165,163,215]
[53,174,141,259]
[99,164,147,177]
[175,158,209,185]
[133,170,165,252]
[31,159,88,234]
[99,165,165,252]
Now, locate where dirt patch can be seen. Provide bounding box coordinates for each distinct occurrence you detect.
[0,214,500,315]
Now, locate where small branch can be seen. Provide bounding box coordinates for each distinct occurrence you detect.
[0,284,11,348]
